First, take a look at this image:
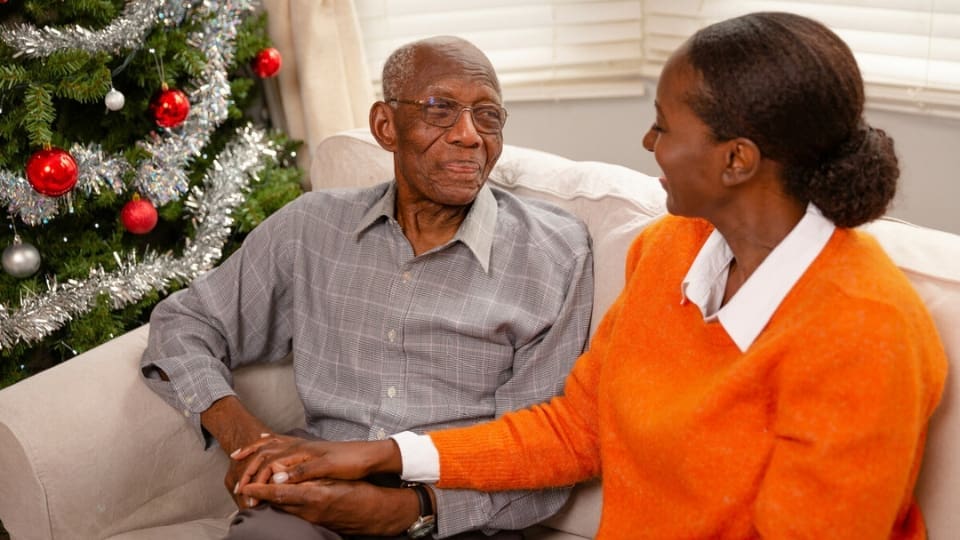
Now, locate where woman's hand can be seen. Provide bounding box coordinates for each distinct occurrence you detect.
[230,436,402,496]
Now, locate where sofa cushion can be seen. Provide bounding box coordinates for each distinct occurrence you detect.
[0,325,234,539]
[489,149,665,335]
[309,130,394,191]
[861,218,960,537]
[0,322,304,540]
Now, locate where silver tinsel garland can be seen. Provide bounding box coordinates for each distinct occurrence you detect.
[0,125,275,349]
[0,0,192,58]
[0,0,258,225]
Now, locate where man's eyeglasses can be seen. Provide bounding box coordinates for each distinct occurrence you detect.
[388,96,508,134]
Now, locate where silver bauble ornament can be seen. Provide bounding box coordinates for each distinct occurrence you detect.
[2,235,41,278]
[105,87,126,111]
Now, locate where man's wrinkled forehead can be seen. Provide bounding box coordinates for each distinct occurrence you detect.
[408,41,501,97]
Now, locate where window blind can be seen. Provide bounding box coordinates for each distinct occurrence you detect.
[353,0,646,100]
[354,0,960,116]
[644,0,960,117]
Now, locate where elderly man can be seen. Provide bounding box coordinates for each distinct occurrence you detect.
[140,36,593,539]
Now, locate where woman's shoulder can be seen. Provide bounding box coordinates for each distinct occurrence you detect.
[775,229,946,396]
[817,228,920,299]
[620,215,713,280]
[632,214,713,256]
[645,214,712,239]
[793,227,940,342]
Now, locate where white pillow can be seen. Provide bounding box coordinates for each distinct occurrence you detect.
[487,147,665,334]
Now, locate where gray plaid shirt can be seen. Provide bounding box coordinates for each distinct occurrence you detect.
[141,181,594,536]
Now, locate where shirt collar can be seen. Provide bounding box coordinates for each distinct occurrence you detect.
[681,203,836,352]
[355,181,498,273]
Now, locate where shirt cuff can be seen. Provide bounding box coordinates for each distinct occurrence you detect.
[390,431,440,483]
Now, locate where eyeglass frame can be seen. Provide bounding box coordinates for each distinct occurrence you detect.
[386,96,508,134]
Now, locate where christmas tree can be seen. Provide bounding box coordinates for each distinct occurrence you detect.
[0,0,303,389]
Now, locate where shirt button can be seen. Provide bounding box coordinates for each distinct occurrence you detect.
[387,329,397,343]
[183,409,191,417]
[401,271,412,283]
[387,386,397,398]
[376,428,387,440]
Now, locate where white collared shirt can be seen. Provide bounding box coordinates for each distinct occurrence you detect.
[393,203,836,481]
[681,203,835,351]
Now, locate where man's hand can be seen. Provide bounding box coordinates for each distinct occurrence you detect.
[240,479,421,535]
[226,432,278,508]
[199,396,278,510]
[230,436,401,494]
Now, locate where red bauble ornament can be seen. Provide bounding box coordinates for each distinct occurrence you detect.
[149,85,190,128]
[26,147,78,197]
[252,47,282,78]
[121,195,159,235]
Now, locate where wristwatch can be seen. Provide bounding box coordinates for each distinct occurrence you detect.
[404,482,436,538]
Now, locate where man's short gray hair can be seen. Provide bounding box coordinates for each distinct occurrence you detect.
[380,36,501,103]
[381,44,416,100]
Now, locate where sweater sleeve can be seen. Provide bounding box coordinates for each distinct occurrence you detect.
[430,321,605,490]
[429,229,651,491]
[753,298,947,538]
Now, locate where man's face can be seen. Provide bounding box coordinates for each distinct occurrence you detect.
[390,47,504,208]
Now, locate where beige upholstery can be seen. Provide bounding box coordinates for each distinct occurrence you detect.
[0,129,957,539]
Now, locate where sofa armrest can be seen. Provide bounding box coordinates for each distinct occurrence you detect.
[0,325,304,540]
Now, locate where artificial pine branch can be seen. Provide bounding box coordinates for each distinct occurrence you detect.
[54,59,111,102]
[43,49,91,78]
[235,13,272,61]
[22,83,55,145]
[0,64,28,89]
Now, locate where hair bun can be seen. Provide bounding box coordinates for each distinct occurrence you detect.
[806,123,899,228]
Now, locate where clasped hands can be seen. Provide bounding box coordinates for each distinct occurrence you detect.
[226,433,406,534]
[231,433,389,503]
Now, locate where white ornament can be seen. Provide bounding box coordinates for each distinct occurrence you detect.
[2,235,41,278]
[105,87,126,111]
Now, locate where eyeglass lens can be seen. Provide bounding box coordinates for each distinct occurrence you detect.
[418,97,506,133]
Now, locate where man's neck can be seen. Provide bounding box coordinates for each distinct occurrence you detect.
[396,201,470,256]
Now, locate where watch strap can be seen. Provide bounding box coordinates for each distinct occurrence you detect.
[404,482,436,538]
[408,482,434,517]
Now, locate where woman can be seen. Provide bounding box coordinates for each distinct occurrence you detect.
[235,13,947,539]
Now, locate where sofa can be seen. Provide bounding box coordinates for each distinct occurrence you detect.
[0,128,958,539]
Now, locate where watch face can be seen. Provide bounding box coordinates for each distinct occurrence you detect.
[408,516,436,538]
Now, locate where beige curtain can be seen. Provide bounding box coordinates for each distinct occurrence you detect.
[261,0,374,186]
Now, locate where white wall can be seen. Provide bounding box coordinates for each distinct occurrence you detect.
[502,83,960,235]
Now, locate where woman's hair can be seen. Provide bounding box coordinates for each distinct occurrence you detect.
[684,12,898,228]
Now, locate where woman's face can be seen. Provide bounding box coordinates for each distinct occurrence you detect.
[642,53,731,220]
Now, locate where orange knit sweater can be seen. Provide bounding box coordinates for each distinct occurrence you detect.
[430,216,947,539]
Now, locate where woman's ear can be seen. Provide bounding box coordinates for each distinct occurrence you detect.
[721,137,761,187]
[369,101,398,152]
